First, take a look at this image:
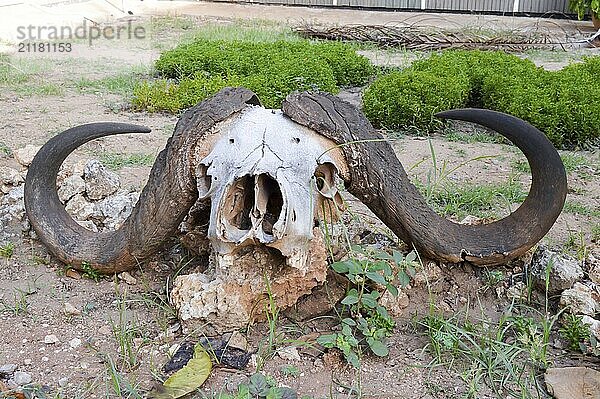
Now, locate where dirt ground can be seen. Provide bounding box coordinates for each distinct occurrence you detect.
[0,5,599,399]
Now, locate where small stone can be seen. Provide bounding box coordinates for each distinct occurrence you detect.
[83,160,120,200]
[12,371,32,385]
[65,194,95,221]
[0,363,17,376]
[581,315,600,340]
[65,269,82,280]
[69,338,82,349]
[226,331,248,350]
[94,191,139,230]
[98,325,112,335]
[41,356,48,362]
[530,246,583,294]
[22,359,31,366]
[118,271,137,285]
[413,263,442,286]
[0,166,24,186]
[58,377,69,387]
[506,282,528,301]
[57,174,86,203]
[545,367,600,399]
[44,334,59,344]
[277,346,301,362]
[63,302,81,316]
[14,145,41,167]
[588,256,600,285]
[378,290,409,317]
[560,282,598,316]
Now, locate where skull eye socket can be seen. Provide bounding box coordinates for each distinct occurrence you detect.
[314,163,338,198]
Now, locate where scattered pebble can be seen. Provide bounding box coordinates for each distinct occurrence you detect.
[14,145,41,167]
[69,338,82,349]
[44,334,60,344]
[12,371,32,385]
[98,325,112,335]
[277,346,301,362]
[0,363,17,376]
[63,302,82,316]
[560,282,598,316]
[58,377,69,387]
[118,271,137,285]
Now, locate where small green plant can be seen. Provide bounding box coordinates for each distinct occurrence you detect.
[564,230,589,261]
[207,373,300,399]
[0,290,29,316]
[255,275,285,371]
[0,141,11,156]
[111,292,143,370]
[420,310,553,398]
[559,314,591,351]
[0,242,14,259]
[80,261,101,282]
[280,364,300,378]
[318,247,413,367]
[592,223,600,242]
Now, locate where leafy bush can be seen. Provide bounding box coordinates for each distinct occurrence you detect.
[133,39,373,112]
[363,50,600,148]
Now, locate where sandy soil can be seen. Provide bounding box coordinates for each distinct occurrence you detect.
[0,7,598,399]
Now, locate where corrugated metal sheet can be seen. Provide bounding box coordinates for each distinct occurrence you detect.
[240,0,572,14]
[338,0,420,7]
[425,0,511,12]
[518,0,571,14]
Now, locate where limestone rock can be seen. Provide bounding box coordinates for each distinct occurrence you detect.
[65,194,95,221]
[83,160,120,200]
[172,229,329,334]
[581,315,600,340]
[530,246,583,294]
[277,346,301,361]
[94,191,139,230]
[378,289,410,317]
[118,271,137,285]
[560,282,598,316]
[63,302,81,316]
[11,371,32,385]
[0,166,23,186]
[14,145,41,167]
[589,256,600,285]
[57,174,85,203]
[44,334,59,344]
[545,367,600,399]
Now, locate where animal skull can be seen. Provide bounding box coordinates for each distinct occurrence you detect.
[195,107,347,272]
[23,87,567,331]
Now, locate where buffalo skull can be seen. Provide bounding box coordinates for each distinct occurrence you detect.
[23,88,567,330]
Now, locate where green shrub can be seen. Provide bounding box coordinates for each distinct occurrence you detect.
[363,50,600,148]
[363,69,470,130]
[135,38,373,113]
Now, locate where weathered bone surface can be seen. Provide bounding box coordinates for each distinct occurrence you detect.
[196,106,347,272]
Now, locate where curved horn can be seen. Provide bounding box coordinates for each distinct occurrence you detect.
[282,92,567,266]
[25,87,260,273]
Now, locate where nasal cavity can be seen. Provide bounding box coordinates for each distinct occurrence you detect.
[224,175,255,231]
[223,174,283,235]
[255,174,283,235]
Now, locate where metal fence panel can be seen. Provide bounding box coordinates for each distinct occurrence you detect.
[518,0,571,14]
[238,0,572,14]
[425,0,512,12]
